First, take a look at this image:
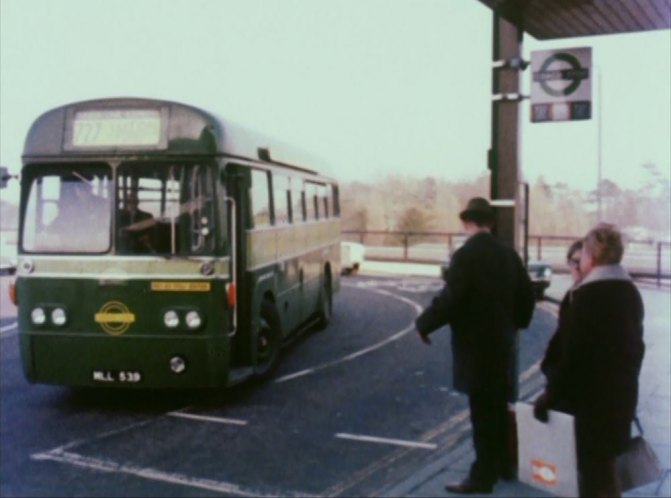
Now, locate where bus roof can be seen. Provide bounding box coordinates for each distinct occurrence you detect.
[22,97,331,177]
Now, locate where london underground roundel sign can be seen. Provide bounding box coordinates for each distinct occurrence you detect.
[530,47,592,123]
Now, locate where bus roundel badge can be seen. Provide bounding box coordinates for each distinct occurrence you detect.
[94,301,136,336]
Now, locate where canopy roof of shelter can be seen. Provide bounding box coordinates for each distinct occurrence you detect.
[477,0,670,39]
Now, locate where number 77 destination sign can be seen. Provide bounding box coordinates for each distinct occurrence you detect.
[531,47,592,123]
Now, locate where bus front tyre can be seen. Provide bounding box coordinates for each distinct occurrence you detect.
[254,301,281,380]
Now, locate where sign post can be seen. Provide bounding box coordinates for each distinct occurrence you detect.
[530,47,592,122]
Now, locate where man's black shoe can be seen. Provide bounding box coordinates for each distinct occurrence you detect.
[444,478,494,495]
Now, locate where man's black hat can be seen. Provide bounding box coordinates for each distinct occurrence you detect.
[459,197,495,222]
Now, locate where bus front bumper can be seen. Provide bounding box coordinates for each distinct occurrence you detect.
[20,333,229,389]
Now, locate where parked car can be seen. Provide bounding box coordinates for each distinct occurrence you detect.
[441,257,552,300]
[0,262,15,276]
[527,260,552,300]
[0,232,17,276]
[341,241,365,275]
[440,258,450,282]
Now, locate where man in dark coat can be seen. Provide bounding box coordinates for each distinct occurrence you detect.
[416,197,535,494]
[534,223,645,497]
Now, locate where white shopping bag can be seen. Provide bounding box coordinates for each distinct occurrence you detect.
[515,402,579,497]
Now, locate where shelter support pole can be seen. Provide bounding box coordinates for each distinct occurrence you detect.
[489,13,523,403]
[489,13,523,250]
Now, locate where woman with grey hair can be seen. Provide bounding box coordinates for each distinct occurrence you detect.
[534,223,645,497]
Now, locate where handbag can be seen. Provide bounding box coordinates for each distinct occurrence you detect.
[615,417,663,491]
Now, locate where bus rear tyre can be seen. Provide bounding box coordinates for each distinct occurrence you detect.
[254,301,281,380]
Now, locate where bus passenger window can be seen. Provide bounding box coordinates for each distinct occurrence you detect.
[273,174,290,225]
[251,169,271,227]
[292,185,305,222]
[305,183,318,220]
[319,185,329,218]
[187,165,214,253]
[331,184,340,216]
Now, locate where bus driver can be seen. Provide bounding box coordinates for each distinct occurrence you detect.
[118,193,155,253]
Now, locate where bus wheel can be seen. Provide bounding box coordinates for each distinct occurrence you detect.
[254,300,281,379]
[316,273,333,330]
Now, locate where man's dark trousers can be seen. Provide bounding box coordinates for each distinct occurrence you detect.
[468,387,509,485]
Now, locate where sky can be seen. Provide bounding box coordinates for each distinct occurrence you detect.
[1,0,669,206]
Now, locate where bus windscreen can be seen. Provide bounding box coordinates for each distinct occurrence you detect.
[22,165,112,253]
[21,162,217,256]
[116,162,216,256]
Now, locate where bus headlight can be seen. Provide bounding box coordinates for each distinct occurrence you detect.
[163,310,180,328]
[31,307,47,325]
[185,311,203,330]
[51,308,67,326]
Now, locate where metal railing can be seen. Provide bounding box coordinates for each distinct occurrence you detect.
[342,230,671,287]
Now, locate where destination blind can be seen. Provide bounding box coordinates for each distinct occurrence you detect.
[72,109,161,147]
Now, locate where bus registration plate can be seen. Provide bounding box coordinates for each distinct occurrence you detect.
[92,370,142,383]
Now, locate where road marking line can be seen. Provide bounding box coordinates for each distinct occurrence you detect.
[0,321,18,337]
[38,419,157,456]
[324,409,471,497]
[275,323,415,383]
[522,386,545,402]
[31,449,300,498]
[419,405,470,442]
[275,285,423,384]
[274,367,316,383]
[519,359,541,383]
[167,412,248,426]
[538,300,559,317]
[335,433,437,450]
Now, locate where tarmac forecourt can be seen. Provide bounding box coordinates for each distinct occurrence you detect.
[358,262,670,498]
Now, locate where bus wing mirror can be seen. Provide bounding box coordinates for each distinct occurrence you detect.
[0,166,16,189]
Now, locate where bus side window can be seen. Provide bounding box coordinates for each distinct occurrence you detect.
[272,174,289,225]
[331,184,340,217]
[250,169,271,227]
[292,182,305,223]
[305,182,317,221]
[188,165,214,253]
[36,176,60,227]
[319,185,329,218]
[218,169,228,252]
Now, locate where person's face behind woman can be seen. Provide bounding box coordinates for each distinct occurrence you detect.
[568,249,584,284]
[579,246,596,277]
